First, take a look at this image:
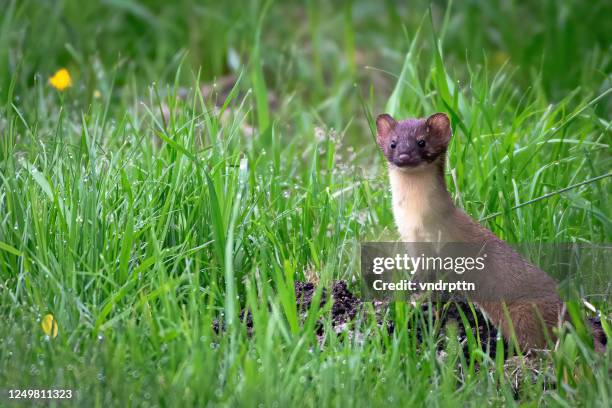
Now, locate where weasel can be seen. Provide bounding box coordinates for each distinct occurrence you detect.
[375,112,599,350]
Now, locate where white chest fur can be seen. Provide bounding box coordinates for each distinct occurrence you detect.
[389,167,456,242]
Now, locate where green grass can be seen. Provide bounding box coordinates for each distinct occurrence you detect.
[1,0,611,406]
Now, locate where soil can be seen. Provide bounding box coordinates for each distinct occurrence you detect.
[215,280,606,360]
[294,280,506,358]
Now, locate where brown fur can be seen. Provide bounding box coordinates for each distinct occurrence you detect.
[377,112,571,350]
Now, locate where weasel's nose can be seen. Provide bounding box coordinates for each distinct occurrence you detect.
[398,153,410,161]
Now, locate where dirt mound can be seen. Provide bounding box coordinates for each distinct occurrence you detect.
[215,280,606,359]
[295,281,360,327]
[294,280,503,356]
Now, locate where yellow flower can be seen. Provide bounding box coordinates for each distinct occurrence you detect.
[41,314,59,338]
[48,68,72,91]
[492,51,510,67]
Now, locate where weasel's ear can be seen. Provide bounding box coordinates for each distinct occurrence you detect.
[425,112,451,145]
[376,113,397,145]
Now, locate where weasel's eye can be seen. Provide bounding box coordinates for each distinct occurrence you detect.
[390,141,397,149]
[417,139,426,148]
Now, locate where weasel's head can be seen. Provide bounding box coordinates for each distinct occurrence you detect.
[376,112,451,171]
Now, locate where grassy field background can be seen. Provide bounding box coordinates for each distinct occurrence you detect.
[0,0,611,405]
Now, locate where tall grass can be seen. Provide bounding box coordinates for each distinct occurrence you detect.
[0,0,610,405]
